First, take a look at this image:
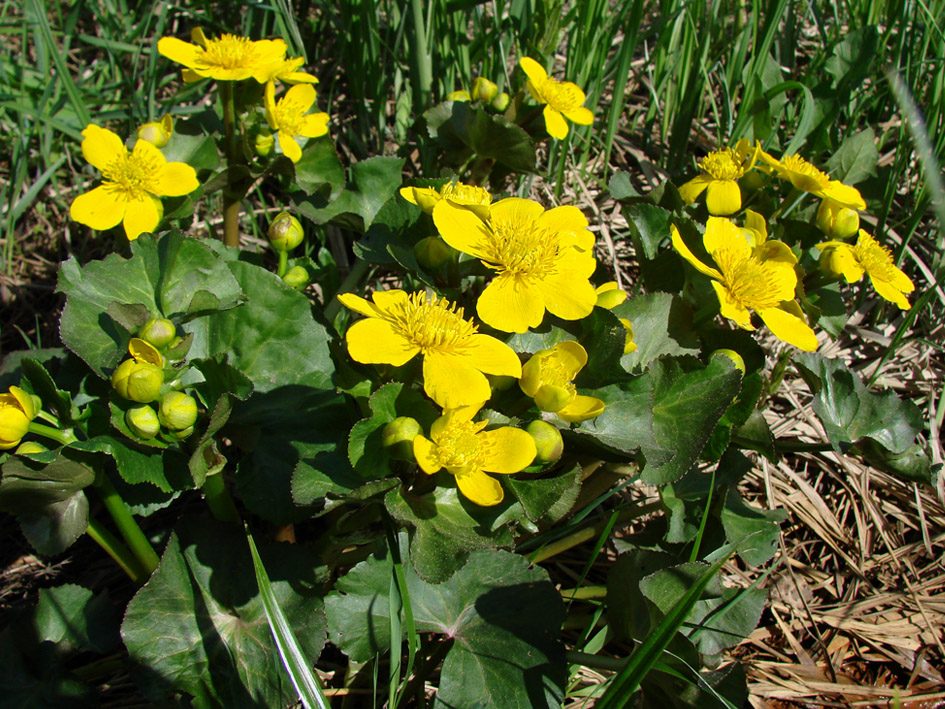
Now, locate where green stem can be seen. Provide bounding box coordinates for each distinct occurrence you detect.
[409,0,432,110]
[529,503,660,564]
[86,516,147,585]
[276,249,289,279]
[560,585,608,600]
[731,434,832,453]
[221,81,243,249]
[94,473,159,577]
[27,422,77,446]
[34,410,60,427]
[567,650,625,672]
[201,473,241,524]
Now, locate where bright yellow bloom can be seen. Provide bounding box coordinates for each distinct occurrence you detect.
[594,281,628,309]
[434,197,598,333]
[619,319,637,354]
[338,290,522,408]
[70,125,199,240]
[414,403,536,506]
[261,56,318,84]
[519,57,593,139]
[264,83,329,163]
[157,28,287,83]
[400,180,492,217]
[679,140,759,215]
[760,152,866,210]
[816,230,914,310]
[520,341,605,423]
[672,218,818,351]
[137,114,173,148]
[0,386,37,450]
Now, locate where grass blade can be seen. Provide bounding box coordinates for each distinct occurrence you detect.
[246,529,330,709]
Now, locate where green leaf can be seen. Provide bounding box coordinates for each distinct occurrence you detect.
[57,232,243,376]
[609,171,639,201]
[32,584,120,654]
[384,482,515,583]
[606,549,677,641]
[825,26,879,91]
[74,435,190,493]
[506,463,582,526]
[721,487,785,567]
[121,518,327,707]
[825,128,878,185]
[425,101,537,174]
[293,135,345,196]
[578,308,632,386]
[324,543,565,708]
[19,358,72,423]
[622,202,673,260]
[614,292,700,370]
[161,119,220,172]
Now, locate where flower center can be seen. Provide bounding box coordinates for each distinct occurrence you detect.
[388,292,477,353]
[780,155,829,187]
[486,213,560,280]
[715,250,790,310]
[541,79,584,111]
[541,357,577,396]
[102,151,162,200]
[199,34,259,70]
[699,149,745,180]
[854,234,898,281]
[440,182,491,206]
[432,419,489,474]
[272,97,308,135]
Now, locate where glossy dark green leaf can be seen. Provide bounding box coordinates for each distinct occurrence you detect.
[32,584,119,654]
[425,101,537,173]
[825,127,878,185]
[293,135,345,196]
[614,292,700,371]
[506,463,582,525]
[293,157,405,230]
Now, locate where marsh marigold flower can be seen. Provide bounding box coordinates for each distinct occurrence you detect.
[679,140,759,216]
[414,403,536,506]
[760,152,866,210]
[434,197,598,333]
[520,341,605,423]
[0,386,37,450]
[338,290,521,408]
[672,217,818,351]
[158,28,287,83]
[261,56,318,85]
[816,230,914,309]
[264,83,329,163]
[70,125,199,240]
[400,180,492,217]
[519,57,593,139]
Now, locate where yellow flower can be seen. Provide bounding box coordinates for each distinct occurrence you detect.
[594,281,627,309]
[471,77,498,103]
[816,230,914,310]
[672,218,818,351]
[157,28,287,83]
[619,319,637,354]
[264,82,330,163]
[338,290,522,408]
[679,140,759,215]
[0,386,37,450]
[760,152,866,210]
[520,341,605,423]
[399,180,492,217]
[519,57,593,139]
[261,56,318,84]
[137,114,173,148]
[434,197,598,333]
[414,403,536,506]
[70,125,199,240]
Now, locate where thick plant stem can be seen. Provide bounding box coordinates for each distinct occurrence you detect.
[87,517,147,585]
[94,473,159,577]
[277,249,289,279]
[221,81,243,248]
[27,421,76,446]
[202,473,241,524]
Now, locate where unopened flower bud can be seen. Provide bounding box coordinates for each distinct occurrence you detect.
[816,199,859,239]
[282,265,309,289]
[158,391,198,431]
[255,130,274,157]
[472,77,498,103]
[0,386,36,450]
[126,405,160,439]
[15,441,47,455]
[112,360,163,403]
[413,236,453,270]
[382,416,422,461]
[486,374,517,392]
[268,211,304,252]
[491,92,510,111]
[137,114,173,148]
[711,349,746,375]
[446,90,471,102]
[168,425,195,440]
[140,318,176,349]
[526,420,564,463]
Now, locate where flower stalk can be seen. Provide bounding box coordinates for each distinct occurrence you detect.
[202,472,242,524]
[93,472,160,577]
[221,81,245,248]
[86,516,149,585]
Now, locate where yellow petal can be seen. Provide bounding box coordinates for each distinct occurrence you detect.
[870,275,911,309]
[704,179,742,215]
[754,240,797,266]
[538,205,593,251]
[155,160,199,197]
[337,292,381,317]
[543,106,569,139]
[300,113,329,138]
[595,282,627,309]
[121,195,161,240]
[671,225,722,280]
[554,340,589,377]
[519,57,548,85]
[464,334,522,378]
[828,244,864,283]
[422,351,491,409]
[71,186,126,231]
[81,125,126,172]
[433,200,492,260]
[519,354,542,397]
[478,427,537,472]
[456,470,504,506]
[345,318,419,366]
[9,386,36,419]
[285,83,317,112]
[678,174,711,205]
[758,306,818,351]
[157,37,199,69]
[413,435,440,474]
[703,216,750,258]
[371,289,410,312]
[535,269,597,321]
[744,210,768,244]
[558,394,606,423]
[489,197,545,224]
[477,275,545,333]
[711,281,753,329]
[534,383,573,412]
[563,106,594,125]
[820,181,866,211]
[279,132,303,163]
